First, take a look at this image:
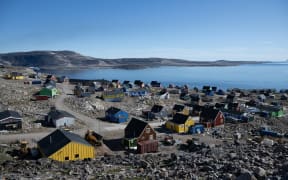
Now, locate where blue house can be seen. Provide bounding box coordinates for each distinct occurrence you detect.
[105,107,129,123]
[127,88,149,97]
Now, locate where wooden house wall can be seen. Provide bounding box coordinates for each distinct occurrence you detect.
[0,118,22,130]
[214,112,225,126]
[137,125,156,142]
[165,117,194,133]
[48,142,95,162]
[40,88,57,97]
[53,117,75,128]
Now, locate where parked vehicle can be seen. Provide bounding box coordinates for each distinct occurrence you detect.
[162,135,176,146]
[189,124,204,134]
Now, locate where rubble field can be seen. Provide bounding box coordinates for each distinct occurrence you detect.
[1,66,288,179]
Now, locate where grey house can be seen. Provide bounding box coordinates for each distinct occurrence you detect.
[0,110,22,130]
[47,108,75,128]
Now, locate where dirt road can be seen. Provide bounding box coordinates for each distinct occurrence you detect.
[0,83,166,143]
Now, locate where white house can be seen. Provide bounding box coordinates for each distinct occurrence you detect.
[47,108,75,128]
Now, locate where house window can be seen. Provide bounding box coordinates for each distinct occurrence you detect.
[65,156,69,160]
[75,154,79,158]
[146,128,151,133]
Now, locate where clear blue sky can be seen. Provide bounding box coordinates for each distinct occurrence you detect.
[0,0,287,61]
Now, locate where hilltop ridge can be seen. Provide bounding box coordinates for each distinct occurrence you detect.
[0,50,264,69]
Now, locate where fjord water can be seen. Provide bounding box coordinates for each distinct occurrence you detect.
[60,63,288,90]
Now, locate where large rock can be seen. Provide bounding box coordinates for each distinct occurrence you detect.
[236,172,257,180]
[254,167,266,178]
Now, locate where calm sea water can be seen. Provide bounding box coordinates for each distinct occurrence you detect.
[51,63,288,90]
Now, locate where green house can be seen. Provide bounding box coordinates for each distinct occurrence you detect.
[39,88,58,98]
[259,105,284,118]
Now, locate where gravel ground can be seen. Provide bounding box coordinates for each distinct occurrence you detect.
[1,66,288,179]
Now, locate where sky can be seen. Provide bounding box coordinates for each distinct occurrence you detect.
[0,0,287,61]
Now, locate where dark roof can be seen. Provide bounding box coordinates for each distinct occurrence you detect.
[173,104,185,111]
[192,105,204,111]
[106,107,121,115]
[151,105,164,113]
[0,110,22,120]
[44,80,56,88]
[215,103,226,109]
[134,80,143,85]
[46,75,53,79]
[258,105,282,112]
[151,81,161,86]
[226,94,235,99]
[171,113,190,124]
[190,94,200,101]
[48,110,75,120]
[112,79,120,83]
[200,108,220,119]
[11,72,23,76]
[228,102,239,109]
[125,118,148,138]
[38,129,92,157]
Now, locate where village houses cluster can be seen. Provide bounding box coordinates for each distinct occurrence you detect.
[1,69,287,162]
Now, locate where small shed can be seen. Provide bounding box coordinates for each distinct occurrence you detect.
[7,72,24,80]
[227,102,240,112]
[280,94,288,100]
[172,104,190,116]
[47,108,75,127]
[39,87,57,98]
[190,94,200,105]
[150,81,161,88]
[200,108,225,128]
[202,86,211,93]
[226,94,236,103]
[216,89,226,95]
[205,90,214,96]
[150,104,168,119]
[258,94,266,102]
[57,76,69,84]
[105,107,129,123]
[0,110,22,130]
[134,80,145,88]
[38,129,95,161]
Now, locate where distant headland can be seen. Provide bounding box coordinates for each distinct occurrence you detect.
[0,50,267,70]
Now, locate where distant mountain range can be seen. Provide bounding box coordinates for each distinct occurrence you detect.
[0,50,265,69]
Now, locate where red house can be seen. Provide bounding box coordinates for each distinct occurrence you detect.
[200,108,224,128]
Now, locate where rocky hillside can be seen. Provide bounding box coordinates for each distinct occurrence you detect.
[0,50,264,69]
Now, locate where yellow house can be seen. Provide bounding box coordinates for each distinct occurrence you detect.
[38,129,95,161]
[165,113,194,133]
[172,104,190,116]
[6,72,24,80]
